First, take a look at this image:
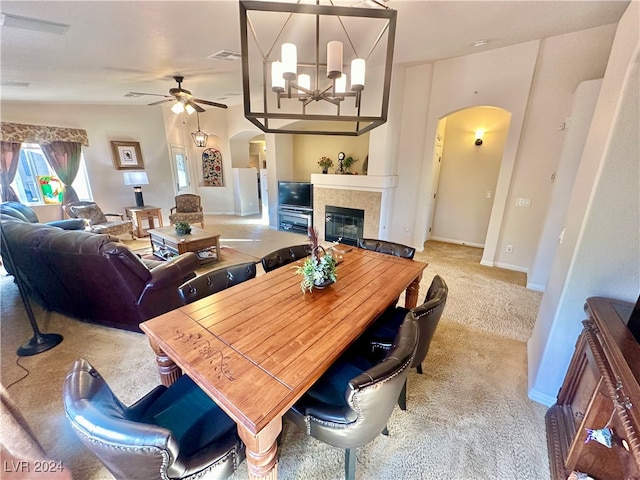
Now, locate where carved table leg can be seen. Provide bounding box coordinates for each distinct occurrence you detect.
[148,338,182,387]
[405,271,423,310]
[237,417,282,480]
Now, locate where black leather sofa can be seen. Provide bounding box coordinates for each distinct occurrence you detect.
[1,201,87,230]
[1,220,199,332]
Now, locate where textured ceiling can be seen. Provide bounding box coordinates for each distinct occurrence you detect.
[0,0,629,109]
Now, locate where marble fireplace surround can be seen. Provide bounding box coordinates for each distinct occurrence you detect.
[310,174,398,243]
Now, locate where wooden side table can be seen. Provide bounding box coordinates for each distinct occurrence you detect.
[125,206,163,238]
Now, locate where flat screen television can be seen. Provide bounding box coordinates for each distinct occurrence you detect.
[626,294,640,343]
[278,181,313,210]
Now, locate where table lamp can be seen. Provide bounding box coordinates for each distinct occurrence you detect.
[123,171,149,207]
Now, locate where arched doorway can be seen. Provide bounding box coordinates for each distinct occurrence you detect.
[428,106,511,249]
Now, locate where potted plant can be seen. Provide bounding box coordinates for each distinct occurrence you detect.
[174,220,192,235]
[317,156,333,174]
[295,227,337,293]
[342,156,358,174]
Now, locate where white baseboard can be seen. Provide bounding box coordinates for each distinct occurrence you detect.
[528,388,556,407]
[429,236,485,249]
[526,282,546,292]
[236,209,260,217]
[494,261,528,274]
[480,259,494,267]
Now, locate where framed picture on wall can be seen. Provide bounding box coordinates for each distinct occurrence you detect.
[111,141,144,170]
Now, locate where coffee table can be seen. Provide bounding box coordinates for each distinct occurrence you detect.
[148,226,221,264]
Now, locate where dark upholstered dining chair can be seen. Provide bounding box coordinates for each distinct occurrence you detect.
[260,244,311,273]
[64,201,135,239]
[367,274,448,410]
[63,358,245,480]
[178,261,257,305]
[169,194,204,228]
[356,238,416,259]
[286,316,418,480]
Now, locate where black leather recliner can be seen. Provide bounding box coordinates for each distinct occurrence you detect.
[260,244,311,273]
[357,237,416,259]
[63,358,245,480]
[286,316,418,480]
[1,201,86,230]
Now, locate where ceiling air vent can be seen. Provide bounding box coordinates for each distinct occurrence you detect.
[208,50,242,62]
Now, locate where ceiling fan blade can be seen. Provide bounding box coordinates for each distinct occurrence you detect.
[128,92,172,98]
[193,98,228,109]
[148,98,174,106]
[188,101,206,113]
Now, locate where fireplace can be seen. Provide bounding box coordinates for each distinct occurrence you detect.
[325,206,364,246]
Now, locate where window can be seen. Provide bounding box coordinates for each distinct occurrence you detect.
[12,144,93,205]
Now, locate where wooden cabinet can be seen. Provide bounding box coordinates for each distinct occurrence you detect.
[546,297,640,480]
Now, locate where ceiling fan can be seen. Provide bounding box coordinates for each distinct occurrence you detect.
[128,76,228,113]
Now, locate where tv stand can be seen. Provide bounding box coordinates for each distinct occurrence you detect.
[278,208,312,235]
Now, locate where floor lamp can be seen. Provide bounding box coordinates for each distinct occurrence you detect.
[0,225,63,356]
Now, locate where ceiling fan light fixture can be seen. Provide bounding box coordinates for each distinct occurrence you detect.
[171,101,185,114]
[185,103,196,115]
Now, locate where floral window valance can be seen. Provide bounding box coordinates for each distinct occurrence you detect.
[0,122,89,146]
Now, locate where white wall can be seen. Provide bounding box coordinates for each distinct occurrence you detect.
[528,1,640,406]
[527,79,602,291]
[493,24,618,271]
[382,24,617,267]
[232,168,259,216]
[431,107,510,247]
[1,103,176,222]
[394,41,540,254]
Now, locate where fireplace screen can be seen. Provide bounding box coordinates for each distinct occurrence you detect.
[325,206,364,246]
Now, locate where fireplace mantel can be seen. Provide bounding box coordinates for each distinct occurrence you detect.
[310,174,398,191]
[311,174,397,241]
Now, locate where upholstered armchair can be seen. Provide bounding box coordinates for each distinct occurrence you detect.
[356,238,416,259]
[367,274,448,410]
[169,194,204,228]
[260,244,311,273]
[179,261,257,305]
[64,201,134,239]
[1,201,86,230]
[286,316,418,480]
[63,358,245,480]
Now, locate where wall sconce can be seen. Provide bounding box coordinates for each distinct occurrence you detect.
[475,129,484,146]
[123,171,149,207]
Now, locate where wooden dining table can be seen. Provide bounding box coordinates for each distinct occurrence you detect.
[140,247,427,479]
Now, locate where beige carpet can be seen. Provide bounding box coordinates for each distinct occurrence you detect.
[0,217,549,480]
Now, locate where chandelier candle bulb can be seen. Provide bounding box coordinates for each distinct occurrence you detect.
[281,43,297,79]
[327,41,343,79]
[351,58,365,90]
[271,61,285,92]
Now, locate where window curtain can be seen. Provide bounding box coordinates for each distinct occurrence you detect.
[40,142,81,205]
[0,141,21,202]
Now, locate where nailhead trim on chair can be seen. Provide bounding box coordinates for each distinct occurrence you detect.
[70,423,172,480]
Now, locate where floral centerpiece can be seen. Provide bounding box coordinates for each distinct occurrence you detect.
[295,227,337,293]
[317,156,333,174]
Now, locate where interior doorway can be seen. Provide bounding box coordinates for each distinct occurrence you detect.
[170,144,192,195]
[428,106,511,248]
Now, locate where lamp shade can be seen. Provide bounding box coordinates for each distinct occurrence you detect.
[123,171,149,186]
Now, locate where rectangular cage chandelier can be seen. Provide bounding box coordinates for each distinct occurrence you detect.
[239,0,397,136]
